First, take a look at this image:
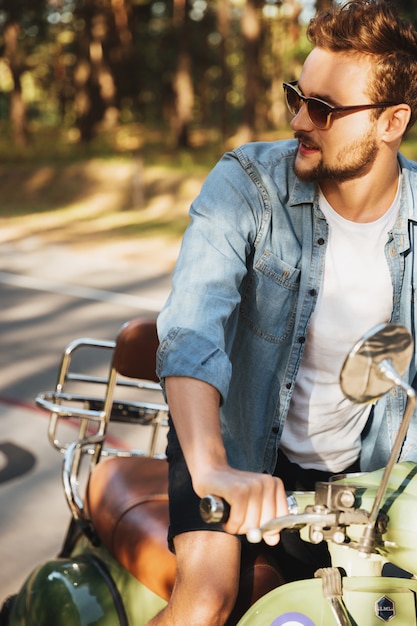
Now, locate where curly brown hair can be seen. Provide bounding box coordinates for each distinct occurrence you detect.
[307,0,417,131]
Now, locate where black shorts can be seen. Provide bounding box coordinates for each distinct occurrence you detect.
[166,418,226,550]
[166,419,360,580]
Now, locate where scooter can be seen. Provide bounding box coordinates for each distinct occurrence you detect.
[1,318,417,625]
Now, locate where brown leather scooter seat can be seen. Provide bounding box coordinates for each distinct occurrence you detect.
[87,456,175,600]
[87,455,285,621]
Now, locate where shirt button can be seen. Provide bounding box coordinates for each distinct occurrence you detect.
[286,382,292,389]
[298,336,306,343]
[309,289,317,296]
[317,238,325,245]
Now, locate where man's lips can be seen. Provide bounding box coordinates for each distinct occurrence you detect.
[295,133,320,155]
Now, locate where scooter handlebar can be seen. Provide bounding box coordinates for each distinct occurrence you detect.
[200,493,301,532]
[200,495,231,523]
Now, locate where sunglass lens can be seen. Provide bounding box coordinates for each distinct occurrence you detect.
[284,84,332,129]
[307,100,330,129]
[285,86,300,115]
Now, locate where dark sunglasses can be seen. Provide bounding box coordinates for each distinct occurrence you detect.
[283,81,398,130]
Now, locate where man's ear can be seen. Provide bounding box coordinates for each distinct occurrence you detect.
[380,104,411,142]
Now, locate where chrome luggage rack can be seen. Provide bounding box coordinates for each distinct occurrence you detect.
[36,318,168,538]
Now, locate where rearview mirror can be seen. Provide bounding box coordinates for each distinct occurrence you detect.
[340,322,415,555]
[340,323,414,404]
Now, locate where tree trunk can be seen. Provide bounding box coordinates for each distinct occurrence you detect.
[4,21,28,147]
[73,1,119,143]
[268,0,303,130]
[172,0,194,148]
[173,50,194,147]
[237,0,262,144]
[216,0,232,141]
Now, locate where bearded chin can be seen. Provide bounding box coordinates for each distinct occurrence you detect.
[294,158,377,183]
[293,161,323,183]
[293,132,379,184]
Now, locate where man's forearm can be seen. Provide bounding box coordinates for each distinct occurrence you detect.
[165,376,228,483]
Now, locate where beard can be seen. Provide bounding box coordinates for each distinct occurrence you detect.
[293,127,379,184]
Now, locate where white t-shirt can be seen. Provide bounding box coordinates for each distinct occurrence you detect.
[280,178,401,472]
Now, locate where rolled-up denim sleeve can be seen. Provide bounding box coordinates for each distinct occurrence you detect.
[156,150,264,402]
[156,327,232,401]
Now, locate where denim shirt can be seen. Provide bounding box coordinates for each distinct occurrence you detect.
[157,139,417,475]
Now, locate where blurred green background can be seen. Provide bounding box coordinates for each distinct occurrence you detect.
[1,0,417,250]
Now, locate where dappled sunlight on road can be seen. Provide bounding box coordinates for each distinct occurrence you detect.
[0,159,206,268]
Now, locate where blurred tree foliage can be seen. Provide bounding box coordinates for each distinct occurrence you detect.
[395,0,417,25]
[0,0,415,151]
[0,0,311,150]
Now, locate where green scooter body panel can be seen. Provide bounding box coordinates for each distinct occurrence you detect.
[8,557,122,626]
[238,576,417,626]
[73,536,166,626]
[335,462,417,575]
[8,541,166,626]
[72,537,167,625]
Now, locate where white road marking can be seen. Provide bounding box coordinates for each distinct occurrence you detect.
[0,271,164,312]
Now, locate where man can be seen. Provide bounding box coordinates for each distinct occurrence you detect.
[152,1,417,624]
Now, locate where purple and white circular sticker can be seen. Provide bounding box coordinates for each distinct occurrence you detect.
[271,613,315,626]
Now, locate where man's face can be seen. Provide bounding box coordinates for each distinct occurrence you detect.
[290,47,380,184]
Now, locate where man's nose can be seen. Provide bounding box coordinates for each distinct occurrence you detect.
[290,102,314,132]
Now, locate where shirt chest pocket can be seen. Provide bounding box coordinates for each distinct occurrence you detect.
[240,250,301,343]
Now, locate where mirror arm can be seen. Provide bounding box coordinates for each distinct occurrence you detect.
[358,358,416,555]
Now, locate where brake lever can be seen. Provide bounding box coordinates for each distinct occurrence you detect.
[246,511,337,543]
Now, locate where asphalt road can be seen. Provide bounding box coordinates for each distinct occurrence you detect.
[0,235,174,600]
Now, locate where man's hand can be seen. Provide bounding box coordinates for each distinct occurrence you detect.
[194,466,288,545]
[165,377,288,544]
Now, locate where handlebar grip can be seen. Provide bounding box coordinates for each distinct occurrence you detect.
[200,493,300,524]
[200,495,230,523]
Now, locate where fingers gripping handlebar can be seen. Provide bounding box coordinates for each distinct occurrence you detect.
[199,494,303,542]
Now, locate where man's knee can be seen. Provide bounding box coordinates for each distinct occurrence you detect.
[163,530,241,625]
